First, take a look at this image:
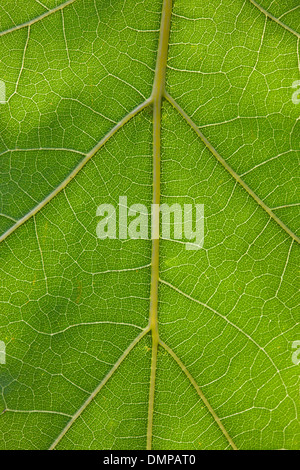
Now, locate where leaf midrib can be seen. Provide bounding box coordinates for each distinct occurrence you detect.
[48,0,238,451]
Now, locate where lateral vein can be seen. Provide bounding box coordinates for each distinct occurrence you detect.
[0,98,152,244]
[248,0,300,38]
[159,339,238,450]
[147,0,173,451]
[49,326,150,450]
[165,92,300,245]
[0,0,76,37]
[159,277,296,415]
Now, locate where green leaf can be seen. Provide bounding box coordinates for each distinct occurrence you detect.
[0,0,299,450]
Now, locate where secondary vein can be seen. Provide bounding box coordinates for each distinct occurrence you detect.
[49,326,150,450]
[165,92,300,245]
[0,0,76,37]
[0,98,151,244]
[248,0,300,39]
[159,339,238,450]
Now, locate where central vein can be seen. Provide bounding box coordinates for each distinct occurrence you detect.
[147,0,173,450]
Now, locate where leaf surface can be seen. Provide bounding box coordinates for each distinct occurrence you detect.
[0,0,299,450]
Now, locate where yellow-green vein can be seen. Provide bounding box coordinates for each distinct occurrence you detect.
[147,0,173,451]
[165,92,300,245]
[159,339,238,450]
[0,0,76,37]
[49,326,150,450]
[0,98,152,244]
[248,0,300,39]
